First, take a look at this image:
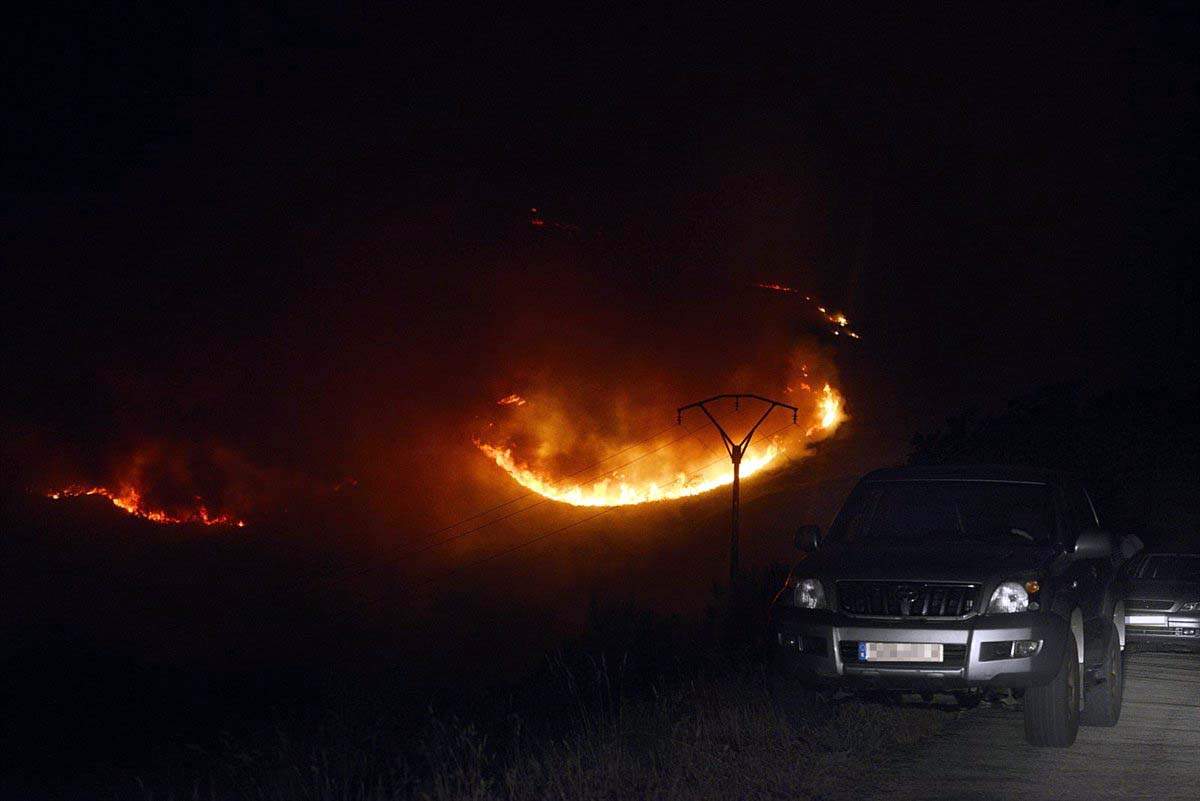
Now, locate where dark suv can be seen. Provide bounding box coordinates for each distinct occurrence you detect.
[769,465,1133,747]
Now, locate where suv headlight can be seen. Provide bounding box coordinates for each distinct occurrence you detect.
[988,581,1030,614]
[1180,600,1200,612]
[785,577,827,609]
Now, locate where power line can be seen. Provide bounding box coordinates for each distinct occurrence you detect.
[35,418,685,626]
[305,420,710,589]
[235,417,743,631]
[405,421,682,544]
[70,413,806,641]
[400,418,804,599]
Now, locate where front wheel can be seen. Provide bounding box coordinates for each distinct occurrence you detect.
[1081,622,1124,726]
[1023,630,1080,747]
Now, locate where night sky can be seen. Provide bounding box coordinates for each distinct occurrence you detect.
[4,4,1198,506]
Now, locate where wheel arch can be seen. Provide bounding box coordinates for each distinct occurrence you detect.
[1113,600,1126,650]
[1070,608,1085,664]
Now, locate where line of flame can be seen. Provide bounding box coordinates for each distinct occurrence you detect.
[478,384,845,507]
[754,283,862,339]
[477,440,784,507]
[47,485,245,527]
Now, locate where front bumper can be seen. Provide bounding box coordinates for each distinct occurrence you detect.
[772,607,1072,689]
[1124,613,1200,646]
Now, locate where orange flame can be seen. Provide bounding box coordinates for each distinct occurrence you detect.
[477,385,846,507]
[754,282,800,294]
[807,383,845,435]
[754,282,862,340]
[47,485,245,527]
[497,394,528,406]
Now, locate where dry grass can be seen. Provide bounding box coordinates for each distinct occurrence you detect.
[173,666,948,801]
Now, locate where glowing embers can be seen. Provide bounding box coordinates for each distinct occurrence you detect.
[476,384,846,507]
[753,283,862,339]
[47,485,245,527]
[497,394,528,406]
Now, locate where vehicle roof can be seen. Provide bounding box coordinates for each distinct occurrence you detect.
[860,464,1077,485]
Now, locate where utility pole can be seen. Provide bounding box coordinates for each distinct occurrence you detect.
[677,395,798,586]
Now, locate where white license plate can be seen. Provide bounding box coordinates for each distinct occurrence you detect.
[1127,614,1168,626]
[859,642,944,662]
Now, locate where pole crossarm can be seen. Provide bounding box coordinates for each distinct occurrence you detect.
[676,394,799,460]
[676,393,799,585]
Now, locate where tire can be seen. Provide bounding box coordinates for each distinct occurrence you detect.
[1023,630,1080,747]
[1081,623,1125,726]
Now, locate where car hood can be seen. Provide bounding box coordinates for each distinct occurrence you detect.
[1125,579,1200,602]
[800,540,1058,584]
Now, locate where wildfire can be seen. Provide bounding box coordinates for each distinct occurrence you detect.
[477,384,846,507]
[497,393,528,406]
[754,282,861,340]
[47,485,245,527]
[808,384,844,435]
[754,282,810,299]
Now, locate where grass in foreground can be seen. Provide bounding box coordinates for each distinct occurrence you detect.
[148,665,948,801]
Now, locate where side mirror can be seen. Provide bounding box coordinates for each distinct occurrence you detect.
[795,525,822,552]
[1072,528,1113,561]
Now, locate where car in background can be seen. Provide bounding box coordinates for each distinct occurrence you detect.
[1122,552,1200,650]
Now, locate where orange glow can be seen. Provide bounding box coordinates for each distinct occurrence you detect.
[497,393,528,406]
[47,485,245,527]
[476,385,847,507]
[754,282,800,294]
[753,282,862,340]
[808,383,845,434]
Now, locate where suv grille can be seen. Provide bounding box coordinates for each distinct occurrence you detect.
[838,641,968,667]
[837,581,979,618]
[1126,599,1175,612]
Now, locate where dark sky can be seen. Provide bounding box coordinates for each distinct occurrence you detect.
[3,4,1198,505]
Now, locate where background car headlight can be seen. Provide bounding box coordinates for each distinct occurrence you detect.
[788,577,827,609]
[988,581,1030,613]
[1180,600,1200,612]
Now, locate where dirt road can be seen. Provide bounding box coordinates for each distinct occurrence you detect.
[861,650,1200,801]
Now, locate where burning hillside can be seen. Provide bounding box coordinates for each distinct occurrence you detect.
[46,485,245,526]
[753,282,862,339]
[476,382,846,507]
[41,443,268,528]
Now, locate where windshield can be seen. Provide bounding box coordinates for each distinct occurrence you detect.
[829,480,1058,545]
[1138,555,1200,582]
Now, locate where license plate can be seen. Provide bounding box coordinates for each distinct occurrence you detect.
[1127,614,1167,626]
[859,642,944,662]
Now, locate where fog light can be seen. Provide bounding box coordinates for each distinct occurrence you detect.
[981,640,1042,660]
[1012,639,1041,657]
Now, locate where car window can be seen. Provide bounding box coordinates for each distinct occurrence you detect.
[829,481,1057,545]
[1138,555,1200,582]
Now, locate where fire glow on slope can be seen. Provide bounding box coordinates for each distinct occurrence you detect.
[47,485,245,527]
[753,282,862,339]
[477,385,845,507]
